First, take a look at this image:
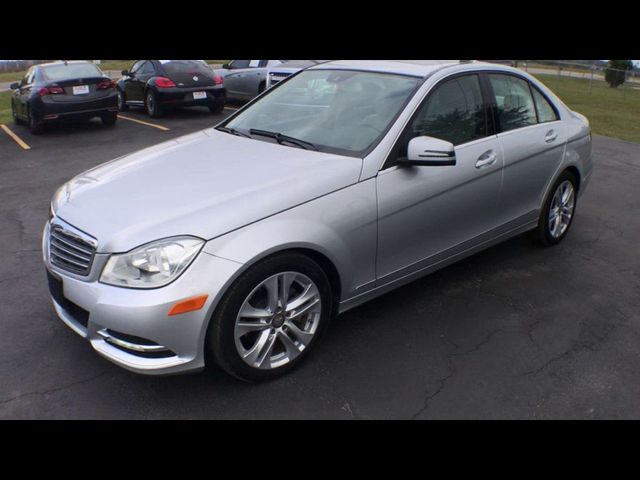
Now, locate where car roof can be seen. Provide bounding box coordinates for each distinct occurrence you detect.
[308,60,491,77]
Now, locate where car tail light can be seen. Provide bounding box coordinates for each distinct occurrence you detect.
[214,75,223,85]
[38,86,65,96]
[97,79,116,90]
[156,77,176,88]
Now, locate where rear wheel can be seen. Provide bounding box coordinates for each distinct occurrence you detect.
[534,170,578,246]
[117,89,128,111]
[207,253,333,382]
[28,108,44,135]
[101,111,118,126]
[145,89,163,118]
[208,99,224,114]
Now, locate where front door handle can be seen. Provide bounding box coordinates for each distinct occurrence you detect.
[475,150,497,169]
[545,130,558,143]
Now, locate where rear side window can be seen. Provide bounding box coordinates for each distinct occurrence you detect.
[411,74,487,146]
[531,87,559,123]
[488,74,537,132]
[41,63,103,82]
[229,60,250,69]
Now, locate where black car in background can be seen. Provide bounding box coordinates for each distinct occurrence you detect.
[117,60,226,118]
[10,61,118,134]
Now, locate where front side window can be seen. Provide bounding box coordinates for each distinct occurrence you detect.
[224,69,421,156]
[229,60,250,69]
[138,61,155,75]
[489,74,537,132]
[130,60,145,74]
[531,87,559,123]
[411,74,487,146]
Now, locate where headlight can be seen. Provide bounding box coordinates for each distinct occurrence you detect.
[100,236,204,288]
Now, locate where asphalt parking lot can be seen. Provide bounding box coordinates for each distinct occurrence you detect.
[1,106,639,419]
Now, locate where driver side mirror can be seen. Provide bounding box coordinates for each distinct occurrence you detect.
[10,82,20,90]
[398,136,456,167]
[222,63,230,69]
[122,70,132,76]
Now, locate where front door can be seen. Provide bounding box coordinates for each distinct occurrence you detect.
[376,73,504,283]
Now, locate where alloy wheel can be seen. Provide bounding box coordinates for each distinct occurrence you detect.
[548,180,575,238]
[234,272,322,370]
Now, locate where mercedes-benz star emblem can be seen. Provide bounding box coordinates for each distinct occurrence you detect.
[193,76,199,81]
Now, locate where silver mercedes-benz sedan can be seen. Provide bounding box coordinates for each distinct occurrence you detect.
[43,60,592,382]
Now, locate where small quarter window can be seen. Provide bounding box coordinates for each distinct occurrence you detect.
[531,87,559,123]
[489,74,537,132]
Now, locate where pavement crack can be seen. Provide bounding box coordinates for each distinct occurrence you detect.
[411,329,502,419]
[0,372,109,406]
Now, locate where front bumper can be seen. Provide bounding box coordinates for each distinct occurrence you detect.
[42,221,243,375]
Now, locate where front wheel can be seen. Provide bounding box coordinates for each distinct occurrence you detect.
[12,99,24,125]
[534,171,578,246]
[117,89,128,111]
[145,89,163,118]
[207,253,333,382]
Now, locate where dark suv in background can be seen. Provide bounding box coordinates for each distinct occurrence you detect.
[116,60,226,118]
[10,61,118,134]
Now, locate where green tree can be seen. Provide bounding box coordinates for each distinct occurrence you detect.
[605,60,633,88]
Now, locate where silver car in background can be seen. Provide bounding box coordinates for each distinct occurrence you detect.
[266,60,330,89]
[215,60,286,101]
[43,60,592,382]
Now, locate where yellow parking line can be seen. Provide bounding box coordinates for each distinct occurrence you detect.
[117,115,170,131]
[0,124,31,150]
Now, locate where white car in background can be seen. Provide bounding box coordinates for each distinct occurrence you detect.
[266,60,330,89]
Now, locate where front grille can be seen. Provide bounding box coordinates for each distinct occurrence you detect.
[49,220,97,276]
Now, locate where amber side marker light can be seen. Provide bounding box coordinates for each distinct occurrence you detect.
[168,294,209,316]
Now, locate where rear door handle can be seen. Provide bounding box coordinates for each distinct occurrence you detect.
[475,150,497,169]
[545,130,558,143]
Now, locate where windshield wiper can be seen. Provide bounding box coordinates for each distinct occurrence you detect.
[249,129,318,151]
[216,126,252,139]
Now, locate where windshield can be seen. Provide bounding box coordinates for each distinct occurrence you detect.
[224,69,421,156]
[41,63,103,81]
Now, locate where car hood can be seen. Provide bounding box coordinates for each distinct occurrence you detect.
[52,129,362,253]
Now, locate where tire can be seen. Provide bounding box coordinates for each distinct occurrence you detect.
[145,89,163,118]
[101,111,118,126]
[258,81,266,94]
[208,99,224,114]
[117,89,128,111]
[534,170,578,246]
[207,252,333,382]
[28,108,44,135]
[12,99,24,125]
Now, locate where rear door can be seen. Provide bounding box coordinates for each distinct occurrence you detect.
[486,73,566,228]
[376,73,504,282]
[224,60,264,97]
